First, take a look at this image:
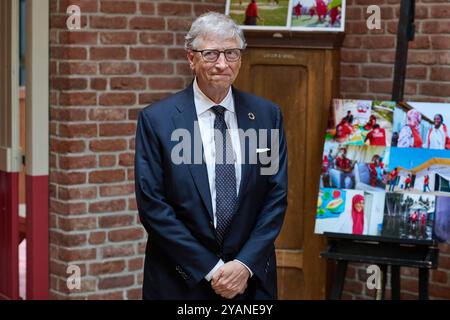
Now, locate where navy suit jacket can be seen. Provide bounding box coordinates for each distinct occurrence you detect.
[135,83,288,300]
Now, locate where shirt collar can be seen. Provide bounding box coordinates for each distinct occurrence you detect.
[193,77,234,116]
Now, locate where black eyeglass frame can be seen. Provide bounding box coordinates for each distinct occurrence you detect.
[191,48,243,62]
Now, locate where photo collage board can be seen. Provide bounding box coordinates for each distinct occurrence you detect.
[315,99,450,243]
[225,0,345,31]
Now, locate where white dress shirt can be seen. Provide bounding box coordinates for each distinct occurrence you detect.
[192,78,253,281]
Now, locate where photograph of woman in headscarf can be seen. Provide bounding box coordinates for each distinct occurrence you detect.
[315,189,384,236]
[397,109,423,148]
[351,194,365,235]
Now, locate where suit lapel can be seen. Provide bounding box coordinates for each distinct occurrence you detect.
[233,87,256,211]
[171,85,214,221]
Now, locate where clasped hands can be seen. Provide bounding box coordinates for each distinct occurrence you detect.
[211,260,250,299]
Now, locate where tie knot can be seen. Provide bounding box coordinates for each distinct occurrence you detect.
[211,105,226,117]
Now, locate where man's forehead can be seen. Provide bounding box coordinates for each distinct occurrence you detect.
[195,34,240,48]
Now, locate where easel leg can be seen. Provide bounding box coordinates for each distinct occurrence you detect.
[419,268,429,300]
[330,260,348,300]
[391,265,400,300]
[379,264,388,300]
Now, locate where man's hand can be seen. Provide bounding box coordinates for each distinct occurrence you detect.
[211,261,250,299]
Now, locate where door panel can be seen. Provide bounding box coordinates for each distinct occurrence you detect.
[276,267,305,299]
[251,64,307,249]
[235,47,334,299]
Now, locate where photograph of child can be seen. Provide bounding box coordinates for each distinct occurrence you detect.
[382,192,435,241]
[226,0,290,28]
[290,0,344,31]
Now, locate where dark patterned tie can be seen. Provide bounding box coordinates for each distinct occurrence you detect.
[211,105,237,246]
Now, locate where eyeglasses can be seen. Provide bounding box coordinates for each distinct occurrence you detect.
[192,48,243,62]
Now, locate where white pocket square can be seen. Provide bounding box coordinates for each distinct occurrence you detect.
[256,148,270,153]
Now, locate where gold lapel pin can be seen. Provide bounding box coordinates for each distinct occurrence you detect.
[248,112,255,120]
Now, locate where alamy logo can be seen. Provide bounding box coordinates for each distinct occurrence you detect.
[366,264,381,290]
[66,264,81,290]
[170,125,280,175]
[366,5,381,30]
[66,5,81,31]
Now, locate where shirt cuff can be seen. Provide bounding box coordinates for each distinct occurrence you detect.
[234,259,253,278]
[205,259,224,281]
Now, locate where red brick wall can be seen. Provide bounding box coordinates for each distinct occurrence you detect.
[49,0,450,300]
[341,0,450,300]
[341,0,450,103]
[49,0,225,299]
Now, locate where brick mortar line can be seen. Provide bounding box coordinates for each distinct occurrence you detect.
[50,241,145,255]
[49,226,142,234]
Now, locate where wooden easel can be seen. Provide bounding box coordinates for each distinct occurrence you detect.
[321,233,439,300]
[392,0,416,101]
[321,0,442,300]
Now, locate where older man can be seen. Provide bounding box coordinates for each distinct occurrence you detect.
[135,12,288,300]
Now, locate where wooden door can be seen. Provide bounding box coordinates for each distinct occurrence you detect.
[235,45,340,299]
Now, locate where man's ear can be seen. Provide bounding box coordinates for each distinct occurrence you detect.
[187,51,195,70]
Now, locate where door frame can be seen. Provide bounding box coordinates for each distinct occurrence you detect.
[0,0,49,300]
[25,0,50,300]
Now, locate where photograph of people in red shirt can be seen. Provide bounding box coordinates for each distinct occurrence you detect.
[335,148,353,173]
[327,100,394,147]
[404,174,412,190]
[423,174,431,192]
[289,0,343,31]
[244,0,262,25]
[333,148,356,189]
[365,124,387,146]
[321,141,390,191]
[293,1,302,19]
[368,155,384,188]
[228,0,290,28]
[363,115,377,131]
[383,193,435,241]
[388,167,398,192]
[335,118,354,143]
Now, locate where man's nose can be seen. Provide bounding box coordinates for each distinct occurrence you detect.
[214,53,228,69]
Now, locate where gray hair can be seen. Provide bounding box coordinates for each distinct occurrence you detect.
[184,12,246,51]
